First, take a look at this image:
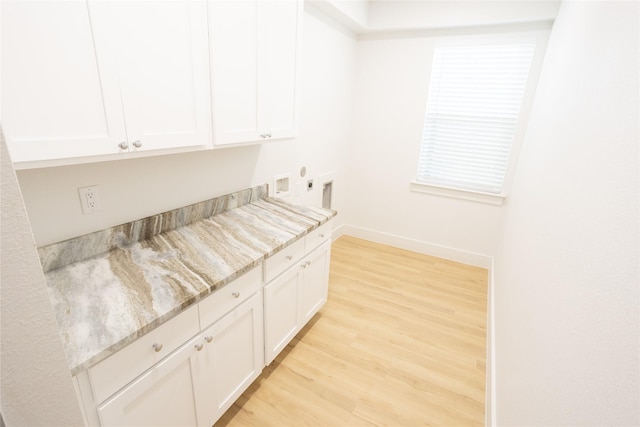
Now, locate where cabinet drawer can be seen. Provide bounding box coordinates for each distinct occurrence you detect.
[305,220,332,252]
[199,266,261,329]
[89,304,199,404]
[264,237,305,282]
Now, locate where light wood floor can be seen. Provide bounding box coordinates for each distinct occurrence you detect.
[216,235,488,426]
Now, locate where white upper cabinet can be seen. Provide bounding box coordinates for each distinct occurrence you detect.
[258,1,300,140]
[1,1,126,163]
[89,1,211,153]
[1,0,211,167]
[208,0,302,146]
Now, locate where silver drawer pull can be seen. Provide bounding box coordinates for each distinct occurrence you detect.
[195,343,204,351]
[152,343,163,352]
[319,234,325,238]
[286,255,293,260]
[306,260,311,266]
[205,336,213,343]
[301,263,307,269]
[232,292,240,299]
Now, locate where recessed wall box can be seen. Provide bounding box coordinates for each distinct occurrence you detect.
[273,173,291,198]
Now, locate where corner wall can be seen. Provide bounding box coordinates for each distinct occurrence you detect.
[1,134,85,426]
[493,1,639,424]
[344,26,549,262]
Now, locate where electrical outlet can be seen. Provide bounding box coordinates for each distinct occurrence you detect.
[78,186,102,214]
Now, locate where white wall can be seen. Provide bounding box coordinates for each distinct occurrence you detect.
[1,135,84,426]
[17,9,357,246]
[345,27,549,264]
[493,1,639,425]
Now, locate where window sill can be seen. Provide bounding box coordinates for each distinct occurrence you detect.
[410,181,506,206]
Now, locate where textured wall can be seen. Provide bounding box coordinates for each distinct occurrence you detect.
[493,1,639,424]
[1,134,84,425]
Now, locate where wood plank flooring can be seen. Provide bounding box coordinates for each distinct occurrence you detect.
[216,235,488,426]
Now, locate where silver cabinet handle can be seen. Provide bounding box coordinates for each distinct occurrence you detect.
[205,336,213,343]
[152,343,163,352]
[319,233,325,238]
[301,263,307,269]
[232,292,240,299]
[286,255,293,260]
[266,133,272,138]
[195,343,204,351]
[132,140,142,148]
[306,260,311,266]
[119,141,129,150]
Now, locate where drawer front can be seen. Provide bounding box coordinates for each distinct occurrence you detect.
[305,220,332,252]
[198,265,261,329]
[89,304,199,404]
[264,237,305,283]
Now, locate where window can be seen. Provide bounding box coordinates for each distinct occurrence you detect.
[414,43,536,202]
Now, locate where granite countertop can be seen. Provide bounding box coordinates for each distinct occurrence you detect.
[39,184,336,374]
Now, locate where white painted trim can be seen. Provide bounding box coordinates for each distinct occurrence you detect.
[335,224,492,268]
[331,222,347,242]
[410,181,506,206]
[486,258,497,427]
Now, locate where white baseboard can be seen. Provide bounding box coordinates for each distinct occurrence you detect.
[332,224,492,268]
[331,222,496,425]
[486,258,496,427]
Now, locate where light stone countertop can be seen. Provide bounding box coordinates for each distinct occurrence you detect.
[39,184,336,374]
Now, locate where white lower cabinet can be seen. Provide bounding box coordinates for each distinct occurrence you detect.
[75,224,332,426]
[264,238,332,365]
[77,267,264,427]
[97,290,264,427]
[300,241,332,325]
[194,291,264,426]
[264,263,302,364]
[97,335,201,427]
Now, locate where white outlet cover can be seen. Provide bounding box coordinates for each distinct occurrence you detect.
[78,186,102,214]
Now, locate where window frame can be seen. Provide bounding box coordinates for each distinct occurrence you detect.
[411,31,550,205]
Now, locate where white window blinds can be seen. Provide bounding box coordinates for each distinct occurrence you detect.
[416,43,536,194]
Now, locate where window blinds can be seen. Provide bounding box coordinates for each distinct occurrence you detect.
[417,43,536,194]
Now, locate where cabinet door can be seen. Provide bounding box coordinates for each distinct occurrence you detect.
[1,1,126,163]
[194,292,264,426]
[97,337,200,427]
[208,0,260,146]
[209,0,301,146]
[300,240,331,324]
[258,0,302,140]
[89,0,211,152]
[264,264,302,365]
